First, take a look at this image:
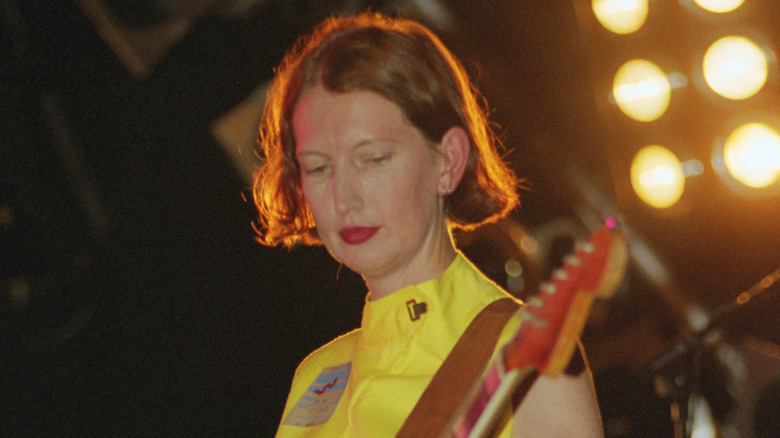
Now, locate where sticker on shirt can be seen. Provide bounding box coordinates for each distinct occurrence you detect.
[282,362,351,427]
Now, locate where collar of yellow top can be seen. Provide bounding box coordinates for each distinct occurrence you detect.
[358,252,505,347]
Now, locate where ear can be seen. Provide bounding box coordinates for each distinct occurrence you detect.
[437,126,470,195]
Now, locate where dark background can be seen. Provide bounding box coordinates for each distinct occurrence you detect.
[2,0,779,436]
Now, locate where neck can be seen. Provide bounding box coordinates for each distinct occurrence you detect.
[364,229,458,300]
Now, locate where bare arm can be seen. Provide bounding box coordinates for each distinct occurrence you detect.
[511,369,604,438]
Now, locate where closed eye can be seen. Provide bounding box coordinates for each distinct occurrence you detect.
[302,164,328,175]
[360,154,391,168]
[297,152,330,176]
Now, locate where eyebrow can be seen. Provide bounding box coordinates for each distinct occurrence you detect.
[352,139,389,154]
[295,150,327,158]
[296,137,394,158]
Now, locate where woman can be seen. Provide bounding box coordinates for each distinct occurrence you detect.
[254,12,603,437]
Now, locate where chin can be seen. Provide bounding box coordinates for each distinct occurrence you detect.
[341,253,387,278]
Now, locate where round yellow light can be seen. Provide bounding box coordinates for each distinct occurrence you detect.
[592,0,649,35]
[631,145,685,208]
[692,0,745,13]
[723,123,780,188]
[613,59,671,122]
[703,36,768,100]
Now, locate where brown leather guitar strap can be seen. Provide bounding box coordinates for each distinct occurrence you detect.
[396,297,522,437]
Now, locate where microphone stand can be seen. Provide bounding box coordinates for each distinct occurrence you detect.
[645,267,780,438]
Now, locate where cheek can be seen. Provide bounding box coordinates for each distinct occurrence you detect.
[300,180,326,222]
[379,166,439,217]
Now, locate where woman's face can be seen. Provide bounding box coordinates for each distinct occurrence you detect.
[292,85,453,298]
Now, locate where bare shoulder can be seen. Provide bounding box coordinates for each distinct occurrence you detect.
[511,369,604,438]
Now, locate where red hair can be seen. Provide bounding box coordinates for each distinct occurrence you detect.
[254,12,520,247]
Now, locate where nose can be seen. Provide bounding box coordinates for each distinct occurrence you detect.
[332,167,362,215]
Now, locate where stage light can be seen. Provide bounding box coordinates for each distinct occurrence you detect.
[703,36,768,100]
[592,0,648,35]
[613,59,671,122]
[691,0,745,13]
[630,145,685,208]
[722,123,780,188]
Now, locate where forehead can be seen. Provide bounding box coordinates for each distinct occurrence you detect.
[292,86,414,153]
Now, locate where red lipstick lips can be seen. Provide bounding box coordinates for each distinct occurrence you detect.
[338,227,379,245]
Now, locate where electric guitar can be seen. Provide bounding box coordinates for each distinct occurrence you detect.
[442,225,629,438]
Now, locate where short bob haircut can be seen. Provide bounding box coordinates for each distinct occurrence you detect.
[253,12,520,248]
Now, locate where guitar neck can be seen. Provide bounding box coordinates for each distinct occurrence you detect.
[440,226,628,438]
[441,327,536,438]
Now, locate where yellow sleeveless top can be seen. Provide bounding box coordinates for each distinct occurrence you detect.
[276,253,521,437]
